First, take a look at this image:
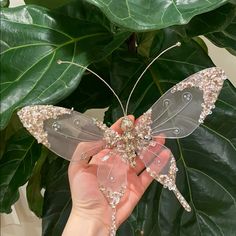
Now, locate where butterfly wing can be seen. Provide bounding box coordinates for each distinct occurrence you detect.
[138,141,191,211]
[97,151,128,207]
[17,105,106,161]
[150,67,226,138]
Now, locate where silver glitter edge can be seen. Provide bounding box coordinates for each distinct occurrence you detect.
[171,67,226,123]
[17,105,71,147]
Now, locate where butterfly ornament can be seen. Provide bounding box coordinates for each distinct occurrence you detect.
[17,42,226,236]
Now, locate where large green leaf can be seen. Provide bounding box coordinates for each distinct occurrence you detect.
[0,5,130,130]
[0,0,9,7]
[58,61,113,112]
[42,156,71,236]
[26,147,48,217]
[175,3,236,55]
[85,0,228,31]
[0,129,41,213]
[104,29,236,235]
[24,0,71,9]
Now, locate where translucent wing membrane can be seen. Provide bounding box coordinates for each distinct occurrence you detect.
[17,105,105,161]
[139,141,191,211]
[97,151,128,206]
[150,67,226,138]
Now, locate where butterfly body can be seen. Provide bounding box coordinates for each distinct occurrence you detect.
[95,111,153,167]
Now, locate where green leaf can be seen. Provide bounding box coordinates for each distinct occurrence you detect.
[105,29,236,235]
[0,0,9,7]
[24,0,71,9]
[58,61,113,112]
[0,5,130,130]
[85,0,228,31]
[0,129,41,213]
[42,156,71,236]
[175,3,236,55]
[26,147,48,217]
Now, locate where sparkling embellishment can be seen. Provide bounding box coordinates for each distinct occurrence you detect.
[173,128,180,134]
[99,185,126,236]
[147,157,191,212]
[52,121,61,131]
[182,92,192,101]
[110,176,115,182]
[120,117,134,131]
[102,155,110,161]
[17,105,71,147]
[163,99,170,107]
[171,67,226,123]
[74,119,80,126]
[94,110,153,167]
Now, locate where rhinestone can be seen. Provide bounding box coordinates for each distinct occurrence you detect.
[110,176,115,182]
[183,92,192,101]
[74,119,80,126]
[52,122,61,131]
[163,99,170,107]
[173,128,180,134]
[102,155,110,161]
[120,117,133,131]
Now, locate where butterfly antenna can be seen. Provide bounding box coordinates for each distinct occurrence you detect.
[125,42,181,115]
[57,60,126,116]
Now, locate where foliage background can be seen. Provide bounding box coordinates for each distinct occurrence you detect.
[1,0,236,235]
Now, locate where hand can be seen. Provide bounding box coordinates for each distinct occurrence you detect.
[62,115,169,236]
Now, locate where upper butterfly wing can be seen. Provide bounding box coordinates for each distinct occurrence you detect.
[17,105,105,161]
[150,67,226,138]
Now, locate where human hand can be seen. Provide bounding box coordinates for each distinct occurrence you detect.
[63,115,170,236]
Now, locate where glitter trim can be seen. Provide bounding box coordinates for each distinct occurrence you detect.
[17,105,71,147]
[171,67,226,123]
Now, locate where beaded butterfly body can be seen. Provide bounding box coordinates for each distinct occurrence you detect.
[17,43,226,236]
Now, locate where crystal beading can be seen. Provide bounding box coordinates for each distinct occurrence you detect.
[94,110,152,167]
[146,157,191,212]
[99,185,126,236]
[17,105,71,147]
[171,67,226,123]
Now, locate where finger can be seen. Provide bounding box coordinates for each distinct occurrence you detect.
[111,115,135,134]
[69,141,103,174]
[89,148,111,165]
[139,148,171,190]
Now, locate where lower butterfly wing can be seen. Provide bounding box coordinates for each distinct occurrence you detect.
[97,151,128,207]
[138,141,191,211]
[149,67,226,138]
[17,105,106,161]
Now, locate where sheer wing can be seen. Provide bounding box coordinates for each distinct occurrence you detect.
[97,151,128,207]
[17,105,105,161]
[138,141,191,211]
[150,67,226,138]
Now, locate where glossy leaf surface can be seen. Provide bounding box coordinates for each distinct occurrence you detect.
[0,5,130,129]
[0,129,41,213]
[42,156,71,236]
[175,3,236,55]
[85,0,228,31]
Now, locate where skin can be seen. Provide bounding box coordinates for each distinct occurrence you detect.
[62,115,170,236]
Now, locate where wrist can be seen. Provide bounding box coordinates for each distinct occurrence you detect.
[62,208,110,236]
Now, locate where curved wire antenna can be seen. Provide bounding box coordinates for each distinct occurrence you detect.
[57,60,126,116]
[125,42,181,115]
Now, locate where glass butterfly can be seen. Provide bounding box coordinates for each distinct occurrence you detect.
[17,42,226,236]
